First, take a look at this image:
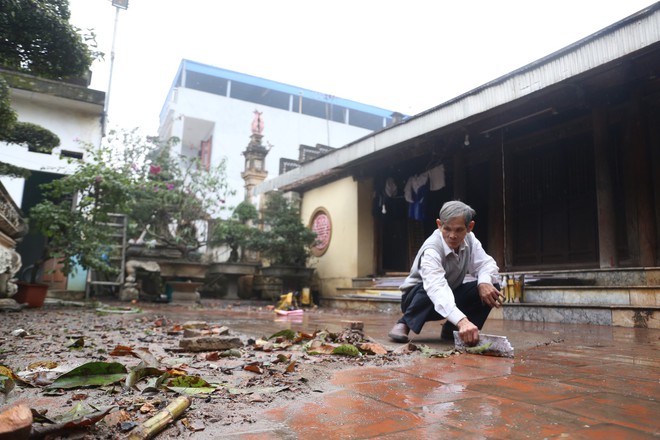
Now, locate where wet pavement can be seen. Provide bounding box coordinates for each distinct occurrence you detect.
[144,300,659,439]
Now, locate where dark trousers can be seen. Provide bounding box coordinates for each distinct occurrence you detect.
[398,281,496,335]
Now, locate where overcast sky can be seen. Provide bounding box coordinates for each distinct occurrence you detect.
[69,0,657,135]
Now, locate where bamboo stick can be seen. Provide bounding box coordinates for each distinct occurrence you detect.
[128,395,191,440]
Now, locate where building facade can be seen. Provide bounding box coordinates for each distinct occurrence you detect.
[157,60,401,211]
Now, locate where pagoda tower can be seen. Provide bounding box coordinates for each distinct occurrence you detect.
[241,110,271,204]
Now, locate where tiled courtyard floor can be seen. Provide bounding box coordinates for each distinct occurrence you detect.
[5,299,657,439]
[204,303,659,439]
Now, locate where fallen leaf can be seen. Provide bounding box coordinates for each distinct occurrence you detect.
[26,361,58,370]
[285,361,297,373]
[165,375,216,395]
[109,345,135,357]
[359,342,388,355]
[306,343,337,355]
[125,363,165,389]
[46,362,127,389]
[331,345,361,357]
[101,409,131,427]
[268,329,296,341]
[0,365,29,386]
[133,347,159,367]
[66,337,85,349]
[0,374,15,396]
[31,403,115,438]
[205,352,220,361]
[243,364,263,374]
[139,402,155,413]
[0,404,32,438]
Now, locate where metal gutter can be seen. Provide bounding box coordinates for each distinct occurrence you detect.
[255,3,660,195]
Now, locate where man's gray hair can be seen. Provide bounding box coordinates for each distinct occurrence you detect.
[439,201,476,226]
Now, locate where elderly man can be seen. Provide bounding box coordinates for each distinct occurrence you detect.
[388,200,502,346]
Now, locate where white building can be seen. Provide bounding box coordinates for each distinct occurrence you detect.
[157,60,402,211]
[0,69,105,290]
[0,69,105,209]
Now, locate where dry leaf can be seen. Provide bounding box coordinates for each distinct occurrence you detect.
[243,364,263,374]
[359,342,388,355]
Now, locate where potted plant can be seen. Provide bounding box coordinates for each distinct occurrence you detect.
[125,134,234,260]
[205,201,261,299]
[209,201,260,264]
[250,191,318,298]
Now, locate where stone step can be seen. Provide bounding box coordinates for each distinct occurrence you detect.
[507,267,660,287]
[522,285,659,307]
[321,292,659,329]
[500,302,659,328]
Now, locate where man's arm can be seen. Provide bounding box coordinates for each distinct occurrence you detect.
[468,233,502,308]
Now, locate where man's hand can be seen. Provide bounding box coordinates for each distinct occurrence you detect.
[479,283,503,308]
[456,318,479,346]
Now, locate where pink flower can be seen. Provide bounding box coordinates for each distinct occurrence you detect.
[149,165,161,174]
[95,175,103,183]
[166,183,175,190]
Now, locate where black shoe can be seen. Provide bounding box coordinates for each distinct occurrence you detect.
[440,323,457,341]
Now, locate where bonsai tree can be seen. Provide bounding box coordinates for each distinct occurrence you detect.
[126,133,235,260]
[252,191,318,267]
[209,201,259,263]
[26,129,235,283]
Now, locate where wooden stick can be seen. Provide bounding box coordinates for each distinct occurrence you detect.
[128,395,191,440]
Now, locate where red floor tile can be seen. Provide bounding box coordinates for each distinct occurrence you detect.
[330,365,411,386]
[266,390,424,439]
[414,394,599,439]
[467,375,595,405]
[563,374,660,400]
[548,392,660,434]
[392,356,513,383]
[377,424,489,439]
[348,375,483,409]
[551,422,657,439]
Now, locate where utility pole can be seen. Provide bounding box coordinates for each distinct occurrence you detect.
[103,0,129,135]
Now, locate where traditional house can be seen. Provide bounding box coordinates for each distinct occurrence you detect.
[256,4,660,327]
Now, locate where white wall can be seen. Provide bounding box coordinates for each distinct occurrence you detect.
[165,87,374,212]
[1,91,104,208]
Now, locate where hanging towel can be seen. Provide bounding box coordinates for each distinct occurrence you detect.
[428,164,446,191]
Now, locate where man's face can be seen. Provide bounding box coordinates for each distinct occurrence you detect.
[436,216,474,251]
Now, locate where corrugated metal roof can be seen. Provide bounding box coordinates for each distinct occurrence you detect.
[256,3,660,195]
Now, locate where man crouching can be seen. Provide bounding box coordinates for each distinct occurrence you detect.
[388,200,502,346]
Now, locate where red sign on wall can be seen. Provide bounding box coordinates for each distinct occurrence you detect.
[310,208,331,256]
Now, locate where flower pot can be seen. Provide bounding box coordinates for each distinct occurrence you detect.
[13,282,49,308]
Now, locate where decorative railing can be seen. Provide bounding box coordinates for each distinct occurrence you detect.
[0,182,25,239]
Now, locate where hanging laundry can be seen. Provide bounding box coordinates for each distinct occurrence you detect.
[404,173,430,221]
[385,177,398,198]
[428,164,446,191]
